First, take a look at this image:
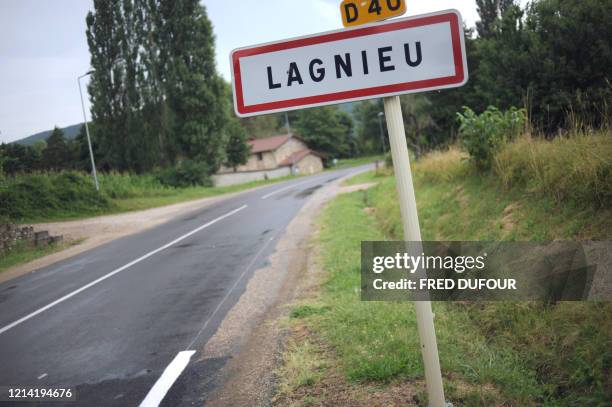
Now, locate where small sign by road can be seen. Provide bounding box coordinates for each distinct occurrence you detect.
[340,0,406,27]
[230,10,467,117]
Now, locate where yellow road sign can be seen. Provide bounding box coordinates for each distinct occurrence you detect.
[340,0,406,27]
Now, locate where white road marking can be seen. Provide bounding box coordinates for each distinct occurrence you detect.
[139,350,195,407]
[37,373,47,380]
[0,205,248,336]
[260,179,315,199]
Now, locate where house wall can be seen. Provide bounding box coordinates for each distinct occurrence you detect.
[295,154,324,175]
[211,166,291,187]
[273,138,308,164]
[219,150,276,173]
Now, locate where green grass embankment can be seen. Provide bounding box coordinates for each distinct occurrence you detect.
[278,132,611,406]
[0,171,296,224]
[0,155,385,224]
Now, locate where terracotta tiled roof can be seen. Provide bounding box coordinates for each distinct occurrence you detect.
[278,149,317,166]
[248,134,290,153]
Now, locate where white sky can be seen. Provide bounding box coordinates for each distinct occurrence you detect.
[0,0,484,143]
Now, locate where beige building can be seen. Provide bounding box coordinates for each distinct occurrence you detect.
[218,134,324,175]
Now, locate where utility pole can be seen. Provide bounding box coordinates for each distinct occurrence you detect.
[377,111,387,154]
[78,70,99,191]
[285,112,292,136]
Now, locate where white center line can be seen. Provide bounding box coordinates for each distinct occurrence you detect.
[0,205,248,336]
[139,350,195,407]
[260,179,317,200]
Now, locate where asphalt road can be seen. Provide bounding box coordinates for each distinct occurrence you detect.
[0,165,368,407]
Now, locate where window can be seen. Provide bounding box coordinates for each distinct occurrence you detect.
[257,152,263,161]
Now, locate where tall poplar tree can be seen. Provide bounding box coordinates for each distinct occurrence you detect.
[86,0,229,173]
[158,0,228,170]
[86,0,131,170]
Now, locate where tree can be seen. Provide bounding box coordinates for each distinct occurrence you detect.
[42,127,70,170]
[294,106,355,159]
[86,0,131,171]
[159,0,228,171]
[354,99,386,155]
[241,115,283,139]
[224,119,250,171]
[0,143,41,175]
[400,95,436,159]
[86,0,231,173]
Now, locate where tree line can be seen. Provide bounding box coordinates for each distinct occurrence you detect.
[84,0,249,174]
[1,0,609,178]
[353,0,612,155]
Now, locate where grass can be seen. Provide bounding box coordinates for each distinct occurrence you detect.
[275,339,328,396]
[493,130,611,207]
[109,175,297,213]
[278,135,612,406]
[0,171,297,223]
[0,153,381,224]
[329,154,384,170]
[0,239,80,273]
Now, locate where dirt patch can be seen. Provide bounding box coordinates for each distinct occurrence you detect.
[0,189,253,284]
[500,202,521,236]
[363,207,376,215]
[337,182,378,195]
[454,185,469,209]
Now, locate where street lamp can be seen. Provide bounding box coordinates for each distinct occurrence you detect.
[377,111,387,154]
[77,70,99,191]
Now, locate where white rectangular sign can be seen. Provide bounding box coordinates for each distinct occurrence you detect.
[230,9,467,117]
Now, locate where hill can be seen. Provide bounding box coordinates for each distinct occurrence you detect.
[13,123,83,146]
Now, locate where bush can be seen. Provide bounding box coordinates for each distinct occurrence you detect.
[457,106,527,169]
[155,160,212,188]
[493,130,612,207]
[0,171,111,220]
[98,172,172,199]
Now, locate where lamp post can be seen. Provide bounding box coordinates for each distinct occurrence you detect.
[77,70,99,191]
[377,111,387,154]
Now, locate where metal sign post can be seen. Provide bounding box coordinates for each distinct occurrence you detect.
[383,95,446,406]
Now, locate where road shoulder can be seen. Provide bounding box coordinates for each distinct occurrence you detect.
[201,173,372,406]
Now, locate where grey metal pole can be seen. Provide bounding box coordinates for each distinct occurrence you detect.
[377,111,386,154]
[78,72,99,191]
[285,112,292,136]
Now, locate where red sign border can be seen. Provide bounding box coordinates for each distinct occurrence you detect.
[231,10,466,117]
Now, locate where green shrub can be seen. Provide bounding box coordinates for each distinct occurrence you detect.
[98,171,173,199]
[457,106,527,169]
[155,159,212,188]
[0,171,111,220]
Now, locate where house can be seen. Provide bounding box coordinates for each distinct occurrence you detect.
[213,134,324,186]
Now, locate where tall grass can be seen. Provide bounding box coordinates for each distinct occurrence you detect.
[493,130,611,207]
[0,171,193,222]
[97,172,174,199]
[413,146,470,183]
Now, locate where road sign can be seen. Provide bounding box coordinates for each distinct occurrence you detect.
[341,0,407,27]
[230,10,467,117]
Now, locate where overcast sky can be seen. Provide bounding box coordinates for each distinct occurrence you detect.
[0,0,485,143]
